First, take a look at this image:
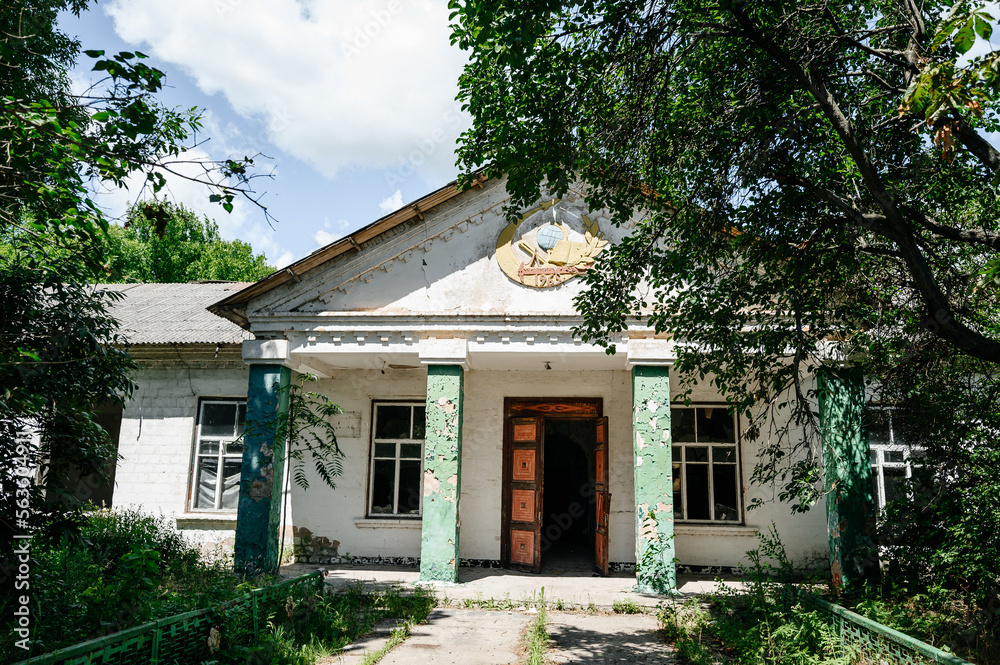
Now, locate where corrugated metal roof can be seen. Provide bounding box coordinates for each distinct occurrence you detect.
[100,282,254,345]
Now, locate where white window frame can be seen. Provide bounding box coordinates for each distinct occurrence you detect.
[189,399,246,512]
[868,409,916,511]
[670,405,743,524]
[367,401,425,518]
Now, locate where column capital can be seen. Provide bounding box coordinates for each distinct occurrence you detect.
[626,339,676,367]
[242,339,295,368]
[418,338,469,369]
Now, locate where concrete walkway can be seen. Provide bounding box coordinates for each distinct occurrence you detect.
[281,562,739,610]
[547,612,675,664]
[320,607,675,665]
[380,608,530,664]
[295,564,708,664]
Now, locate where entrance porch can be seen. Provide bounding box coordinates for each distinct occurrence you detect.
[234,336,681,591]
[278,562,742,610]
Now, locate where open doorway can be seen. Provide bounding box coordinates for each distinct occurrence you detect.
[501,398,609,575]
[541,419,596,571]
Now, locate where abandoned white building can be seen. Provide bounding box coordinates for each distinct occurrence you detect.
[108,177,878,592]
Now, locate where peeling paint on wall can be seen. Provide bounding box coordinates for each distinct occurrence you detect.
[819,368,877,592]
[292,525,343,564]
[419,364,464,582]
[234,364,291,575]
[632,365,677,594]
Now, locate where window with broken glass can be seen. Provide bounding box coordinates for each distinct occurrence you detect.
[190,399,246,511]
[368,402,425,517]
[868,409,914,510]
[671,406,742,522]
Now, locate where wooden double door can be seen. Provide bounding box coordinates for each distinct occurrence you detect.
[500,398,610,576]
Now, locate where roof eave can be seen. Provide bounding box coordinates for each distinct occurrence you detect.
[207,170,491,329]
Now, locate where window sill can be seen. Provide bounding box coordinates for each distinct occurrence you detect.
[354,517,422,529]
[177,513,238,525]
[675,524,758,537]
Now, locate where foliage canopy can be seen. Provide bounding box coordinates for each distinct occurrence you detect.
[101,200,274,283]
[452,0,1000,508]
[1,0,271,550]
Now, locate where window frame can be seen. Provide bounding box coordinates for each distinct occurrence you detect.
[867,408,916,511]
[188,398,247,513]
[366,400,426,519]
[670,404,744,524]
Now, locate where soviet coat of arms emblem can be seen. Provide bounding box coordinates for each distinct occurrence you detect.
[495,198,609,288]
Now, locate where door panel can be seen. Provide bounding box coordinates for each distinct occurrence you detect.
[595,415,610,576]
[504,416,544,572]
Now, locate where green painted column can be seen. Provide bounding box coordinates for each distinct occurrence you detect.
[234,363,291,575]
[419,364,464,582]
[632,365,677,594]
[818,367,878,591]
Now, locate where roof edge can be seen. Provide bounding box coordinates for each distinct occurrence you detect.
[208,170,491,328]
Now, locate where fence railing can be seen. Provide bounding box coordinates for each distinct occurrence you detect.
[783,586,973,665]
[15,571,324,665]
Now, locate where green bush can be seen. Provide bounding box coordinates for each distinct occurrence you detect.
[1,509,245,661]
[82,508,199,574]
[210,583,435,665]
[658,526,847,665]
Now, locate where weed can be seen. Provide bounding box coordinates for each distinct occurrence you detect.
[360,615,423,665]
[675,638,713,665]
[521,587,549,665]
[613,599,643,614]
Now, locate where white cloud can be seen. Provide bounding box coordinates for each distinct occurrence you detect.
[314,217,352,248]
[378,189,403,214]
[104,0,471,183]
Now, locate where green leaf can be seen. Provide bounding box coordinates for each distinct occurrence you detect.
[954,18,977,55]
[973,15,992,41]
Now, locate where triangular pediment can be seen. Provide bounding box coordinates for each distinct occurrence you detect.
[244,179,635,321]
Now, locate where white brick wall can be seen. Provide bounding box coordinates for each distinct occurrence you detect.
[112,362,828,569]
[115,365,249,552]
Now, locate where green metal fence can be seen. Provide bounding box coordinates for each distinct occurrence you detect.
[14,571,324,665]
[783,586,973,665]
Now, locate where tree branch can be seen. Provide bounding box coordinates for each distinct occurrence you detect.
[731,6,1000,364]
[955,118,1000,174]
[902,205,1000,250]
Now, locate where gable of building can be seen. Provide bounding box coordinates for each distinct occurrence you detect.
[211,177,637,328]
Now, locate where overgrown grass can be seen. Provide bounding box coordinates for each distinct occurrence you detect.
[658,527,849,665]
[2,508,249,662]
[659,525,998,665]
[359,614,426,665]
[522,588,549,665]
[846,585,999,665]
[211,582,435,665]
[612,599,644,614]
[0,509,435,665]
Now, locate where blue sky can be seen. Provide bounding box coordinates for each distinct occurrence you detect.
[60,0,470,268]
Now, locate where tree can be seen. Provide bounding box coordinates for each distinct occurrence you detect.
[101,200,274,283]
[0,0,270,556]
[451,0,1000,509]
